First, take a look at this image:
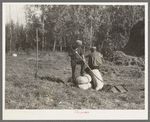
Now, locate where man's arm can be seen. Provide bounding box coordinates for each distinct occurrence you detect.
[78,47,84,59]
[68,45,74,57]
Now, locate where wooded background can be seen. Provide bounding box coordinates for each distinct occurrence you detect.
[5,5,145,57]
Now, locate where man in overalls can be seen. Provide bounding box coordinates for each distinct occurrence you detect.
[69,40,85,84]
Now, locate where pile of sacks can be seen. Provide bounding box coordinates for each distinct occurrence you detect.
[76,69,104,91]
[76,73,92,90]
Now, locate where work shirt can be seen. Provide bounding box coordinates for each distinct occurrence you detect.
[69,45,84,61]
[87,51,103,69]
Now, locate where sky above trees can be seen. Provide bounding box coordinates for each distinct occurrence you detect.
[4,4,25,25]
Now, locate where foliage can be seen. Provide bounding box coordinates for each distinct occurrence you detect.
[6,5,145,57]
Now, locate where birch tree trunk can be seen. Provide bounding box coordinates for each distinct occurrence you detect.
[60,29,63,52]
[35,28,38,78]
[9,5,12,55]
[16,5,18,51]
[64,36,66,51]
[42,14,45,51]
[90,19,92,47]
[53,26,57,52]
[53,36,56,52]
[60,44,62,51]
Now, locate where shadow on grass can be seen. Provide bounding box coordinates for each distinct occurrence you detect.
[39,76,65,84]
[100,84,112,92]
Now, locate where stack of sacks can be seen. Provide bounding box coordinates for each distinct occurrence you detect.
[90,69,104,91]
[76,73,92,90]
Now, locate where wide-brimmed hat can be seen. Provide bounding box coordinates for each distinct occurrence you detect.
[76,40,82,46]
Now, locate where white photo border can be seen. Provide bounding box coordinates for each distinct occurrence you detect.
[2,2,148,120]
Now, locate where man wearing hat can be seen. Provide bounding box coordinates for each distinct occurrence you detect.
[69,40,85,84]
[88,46,103,70]
[85,46,103,89]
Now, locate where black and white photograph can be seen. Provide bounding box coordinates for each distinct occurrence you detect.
[3,2,148,120]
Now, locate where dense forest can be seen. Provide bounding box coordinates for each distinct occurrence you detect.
[5,5,145,58]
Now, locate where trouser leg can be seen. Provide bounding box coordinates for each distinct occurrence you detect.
[71,60,76,81]
[76,60,85,76]
[81,61,85,75]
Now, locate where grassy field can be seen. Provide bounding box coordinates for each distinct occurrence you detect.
[5,51,145,109]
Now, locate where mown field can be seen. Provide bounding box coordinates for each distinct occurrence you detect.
[5,51,145,109]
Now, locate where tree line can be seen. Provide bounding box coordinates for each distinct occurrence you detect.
[6,5,144,58]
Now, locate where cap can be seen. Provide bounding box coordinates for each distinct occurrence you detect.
[76,40,82,46]
[90,46,96,50]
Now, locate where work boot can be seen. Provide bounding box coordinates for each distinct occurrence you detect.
[70,77,75,82]
[67,78,75,86]
[71,77,79,87]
